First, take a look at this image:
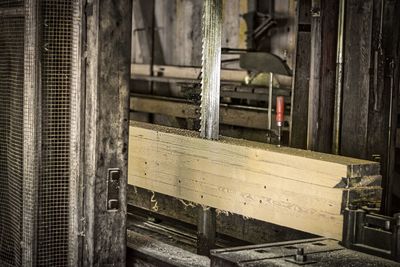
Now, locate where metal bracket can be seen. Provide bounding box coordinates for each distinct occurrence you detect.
[342,207,400,262]
[107,168,121,211]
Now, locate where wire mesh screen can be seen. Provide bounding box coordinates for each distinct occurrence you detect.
[0,1,23,8]
[37,0,76,265]
[0,9,25,267]
[0,1,80,265]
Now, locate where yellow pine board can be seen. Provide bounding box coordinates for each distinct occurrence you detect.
[131,137,344,188]
[129,154,343,215]
[128,122,381,239]
[130,176,343,239]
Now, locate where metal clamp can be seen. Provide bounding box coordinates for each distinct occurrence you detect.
[342,207,400,262]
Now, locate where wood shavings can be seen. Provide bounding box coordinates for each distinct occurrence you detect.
[179,199,197,209]
[150,191,159,212]
[216,209,231,217]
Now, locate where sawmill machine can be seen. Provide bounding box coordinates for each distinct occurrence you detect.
[0,0,398,266]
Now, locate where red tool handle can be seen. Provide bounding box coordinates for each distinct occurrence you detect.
[276,96,285,125]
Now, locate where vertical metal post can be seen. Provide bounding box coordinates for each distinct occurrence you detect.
[307,0,321,151]
[268,72,273,143]
[197,207,217,256]
[150,0,155,94]
[198,0,222,256]
[332,0,345,154]
[385,57,395,214]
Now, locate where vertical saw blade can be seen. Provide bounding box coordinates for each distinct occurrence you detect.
[200,0,222,140]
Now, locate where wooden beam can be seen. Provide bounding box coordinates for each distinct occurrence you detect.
[341,0,374,159]
[130,95,290,130]
[130,96,198,119]
[307,0,339,152]
[83,0,131,265]
[127,186,314,245]
[128,122,382,239]
[132,63,248,82]
[290,0,311,149]
[340,0,400,213]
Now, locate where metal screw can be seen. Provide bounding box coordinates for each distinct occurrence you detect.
[295,248,307,262]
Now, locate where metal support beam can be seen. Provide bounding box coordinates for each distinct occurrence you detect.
[332,0,346,155]
[197,208,217,256]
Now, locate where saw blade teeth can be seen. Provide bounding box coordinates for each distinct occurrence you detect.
[199,0,207,132]
[200,0,222,139]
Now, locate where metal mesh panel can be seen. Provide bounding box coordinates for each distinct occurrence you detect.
[0,14,25,267]
[0,1,81,266]
[37,0,75,265]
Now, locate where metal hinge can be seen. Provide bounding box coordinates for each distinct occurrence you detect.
[78,217,86,237]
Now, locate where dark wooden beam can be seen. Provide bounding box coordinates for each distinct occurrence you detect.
[290,0,311,149]
[341,0,374,159]
[307,0,339,153]
[132,0,164,65]
[341,0,400,214]
[83,0,132,265]
[381,0,400,214]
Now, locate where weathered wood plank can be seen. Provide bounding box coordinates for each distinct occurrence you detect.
[290,0,311,149]
[127,186,315,245]
[83,0,131,265]
[307,0,339,152]
[341,0,373,159]
[132,63,248,82]
[128,123,381,239]
[130,95,291,130]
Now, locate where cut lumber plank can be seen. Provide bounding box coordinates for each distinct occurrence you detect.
[130,95,291,130]
[131,64,293,88]
[128,122,382,240]
[396,128,400,148]
[131,63,247,82]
